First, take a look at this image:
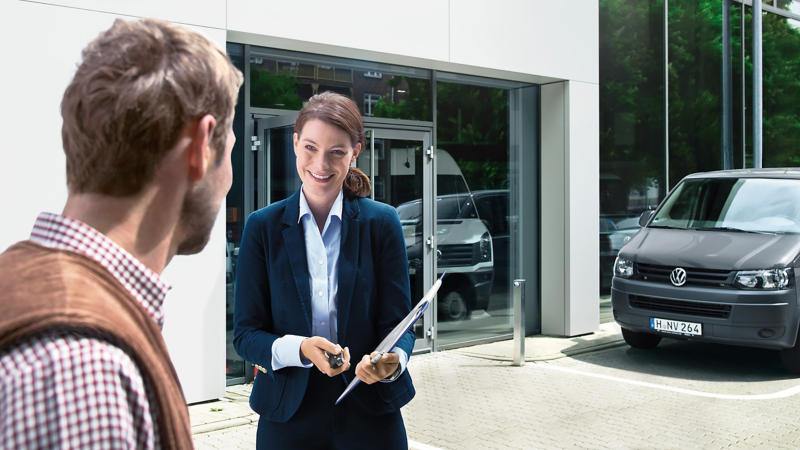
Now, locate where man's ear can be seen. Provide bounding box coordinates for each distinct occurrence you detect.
[187,114,217,182]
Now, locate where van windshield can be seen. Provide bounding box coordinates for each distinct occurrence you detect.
[650,178,800,234]
[396,195,478,224]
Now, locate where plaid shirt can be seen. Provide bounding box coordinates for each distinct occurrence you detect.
[0,212,171,449]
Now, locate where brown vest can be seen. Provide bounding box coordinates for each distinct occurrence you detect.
[0,241,193,449]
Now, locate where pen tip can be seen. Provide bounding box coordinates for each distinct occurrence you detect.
[439,271,447,280]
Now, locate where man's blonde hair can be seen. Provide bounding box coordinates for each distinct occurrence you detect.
[61,18,243,196]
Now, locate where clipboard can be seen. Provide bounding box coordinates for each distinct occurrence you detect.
[335,272,446,405]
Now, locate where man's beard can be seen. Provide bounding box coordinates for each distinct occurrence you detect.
[176,181,219,256]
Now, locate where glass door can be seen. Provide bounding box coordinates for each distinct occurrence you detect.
[359,127,434,352]
[254,116,435,352]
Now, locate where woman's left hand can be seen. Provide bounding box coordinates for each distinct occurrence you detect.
[355,352,399,385]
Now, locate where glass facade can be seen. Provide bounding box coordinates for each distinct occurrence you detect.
[598,0,800,298]
[224,44,539,382]
[435,79,513,347]
[248,48,431,122]
[225,43,247,382]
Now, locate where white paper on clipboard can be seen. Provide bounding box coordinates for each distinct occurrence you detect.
[335,273,445,405]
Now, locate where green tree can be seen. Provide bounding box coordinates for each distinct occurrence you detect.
[373,76,430,121]
[250,68,303,110]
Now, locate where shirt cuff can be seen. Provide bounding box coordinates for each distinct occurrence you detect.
[271,335,314,371]
[380,347,408,383]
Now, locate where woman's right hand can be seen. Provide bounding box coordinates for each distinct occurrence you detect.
[300,337,351,377]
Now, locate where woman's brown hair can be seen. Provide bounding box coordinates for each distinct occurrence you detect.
[294,92,370,198]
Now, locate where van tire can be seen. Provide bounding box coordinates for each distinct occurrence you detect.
[438,290,470,322]
[780,328,800,375]
[621,328,662,349]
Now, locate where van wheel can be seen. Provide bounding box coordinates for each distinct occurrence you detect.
[780,328,800,375]
[621,328,662,349]
[438,291,470,322]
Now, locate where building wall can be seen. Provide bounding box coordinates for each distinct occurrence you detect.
[0,0,228,404]
[0,0,599,402]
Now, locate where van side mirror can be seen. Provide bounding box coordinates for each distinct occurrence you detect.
[639,210,655,228]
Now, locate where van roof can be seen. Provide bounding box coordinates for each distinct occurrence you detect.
[684,168,800,180]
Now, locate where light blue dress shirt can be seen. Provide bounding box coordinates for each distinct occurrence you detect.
[271,188,408,381]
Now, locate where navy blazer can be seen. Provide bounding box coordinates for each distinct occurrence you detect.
[232,188,416,422]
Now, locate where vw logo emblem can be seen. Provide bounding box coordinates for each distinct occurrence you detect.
[670,268,687,287]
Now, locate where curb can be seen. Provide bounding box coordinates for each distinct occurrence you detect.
[455,338,627,363]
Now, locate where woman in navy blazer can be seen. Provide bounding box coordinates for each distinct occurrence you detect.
[233,92,416,449]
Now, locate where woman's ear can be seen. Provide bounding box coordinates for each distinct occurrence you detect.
[351,143,361,163]
[293,133,300,156]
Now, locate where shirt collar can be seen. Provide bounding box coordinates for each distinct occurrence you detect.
[29,212,171,329]
[298,188,344,225]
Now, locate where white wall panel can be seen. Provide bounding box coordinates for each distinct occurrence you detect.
[539,81,599,336]
[18,0,226,29]
[227,0,449,62]
[539,83,567,336]
[450,0,598,84]
[566,81,600,335]
[0,0,227,404]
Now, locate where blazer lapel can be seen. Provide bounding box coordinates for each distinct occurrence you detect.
[337,196,360,346]
[282,189,312,335]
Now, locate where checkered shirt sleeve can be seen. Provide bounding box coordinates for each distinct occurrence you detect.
[0,330,160,449]
[0,212,174,449]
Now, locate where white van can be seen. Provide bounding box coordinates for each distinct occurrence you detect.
[396,150,494,322]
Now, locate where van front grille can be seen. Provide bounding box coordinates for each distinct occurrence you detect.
[629,294,732,318]
[438,244,474,267]
[636,263,734,286]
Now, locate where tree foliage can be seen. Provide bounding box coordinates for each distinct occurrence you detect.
[250,68,303,110]
[600,0,800,200]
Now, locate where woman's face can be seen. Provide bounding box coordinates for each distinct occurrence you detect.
[294,119,361,201]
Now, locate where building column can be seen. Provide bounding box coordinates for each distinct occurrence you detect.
[540,81,600,337]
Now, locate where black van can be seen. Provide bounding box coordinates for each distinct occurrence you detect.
[612,169,800,373]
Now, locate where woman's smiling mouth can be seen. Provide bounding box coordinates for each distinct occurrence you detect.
[309,171,334,181]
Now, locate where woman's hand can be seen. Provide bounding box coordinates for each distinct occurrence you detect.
[300,337,350,377]
[355,352,399,385]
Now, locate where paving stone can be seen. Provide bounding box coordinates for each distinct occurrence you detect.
[192,332,800,450]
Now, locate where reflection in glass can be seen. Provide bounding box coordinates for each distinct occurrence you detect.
[269,126,300,203]
[248,49,430,121]
[667,0,726,182]
[598,0,666,295]
[760,11,800,168]
[225,44,246,381]
[435,80,512,348]
[371,139,425,339]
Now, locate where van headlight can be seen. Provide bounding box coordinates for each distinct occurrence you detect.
[479,232,492,262]
[734,268,794,290]
[614,257,634,278]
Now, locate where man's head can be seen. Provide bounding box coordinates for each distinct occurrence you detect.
[61,19,243,255]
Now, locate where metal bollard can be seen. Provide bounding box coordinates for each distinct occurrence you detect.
[513,279,526,366]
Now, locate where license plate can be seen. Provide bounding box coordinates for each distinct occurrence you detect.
[650,317,702,336]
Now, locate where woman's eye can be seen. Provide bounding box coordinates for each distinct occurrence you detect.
[332,150,345,155]
[305,145,315,151]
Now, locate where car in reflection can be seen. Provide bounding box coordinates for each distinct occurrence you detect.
[397,194,494,322]
[612,169,800,374]
[600,173,660,292]
[470,190,511,315]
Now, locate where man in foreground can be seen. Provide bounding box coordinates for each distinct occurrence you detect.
[0,18,242,448]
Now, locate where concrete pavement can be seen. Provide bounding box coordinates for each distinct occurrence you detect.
[191,322,800,449]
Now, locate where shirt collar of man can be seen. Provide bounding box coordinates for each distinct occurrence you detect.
[28,212,171,329]
[298,188,344,233]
